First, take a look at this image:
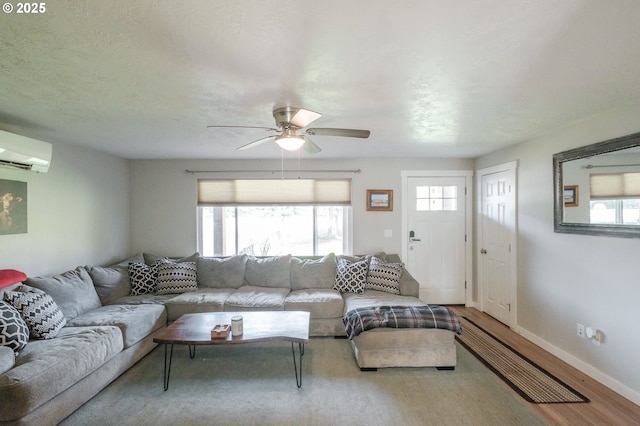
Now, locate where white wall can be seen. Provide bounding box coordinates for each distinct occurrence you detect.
[129,157,473,257]
[476,100,640,404]
[0,140,130,276]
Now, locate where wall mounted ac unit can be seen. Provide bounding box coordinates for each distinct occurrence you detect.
[0,130,52,173]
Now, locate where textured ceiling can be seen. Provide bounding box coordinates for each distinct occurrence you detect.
[2,1,640,160]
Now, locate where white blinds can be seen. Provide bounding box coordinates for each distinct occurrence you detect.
[197,179,352,206]
[590,173,640,199]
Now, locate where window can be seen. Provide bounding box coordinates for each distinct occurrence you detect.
[589,173,640,224]
[197,179,352,256]
[416,185,457,211]
[590,199,640,224]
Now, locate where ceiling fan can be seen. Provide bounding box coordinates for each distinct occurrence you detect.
[207,106,370,154]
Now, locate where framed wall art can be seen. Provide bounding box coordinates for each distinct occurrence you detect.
[366,189,393,211]
[0,179,27,235]
[563,185,579,207]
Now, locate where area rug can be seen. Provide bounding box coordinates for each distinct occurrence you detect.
[455,317,589,404]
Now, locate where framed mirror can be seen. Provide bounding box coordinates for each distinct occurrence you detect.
[554,131,640,238]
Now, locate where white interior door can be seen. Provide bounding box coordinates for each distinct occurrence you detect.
[478,164,517,326]
[406,176,467,304]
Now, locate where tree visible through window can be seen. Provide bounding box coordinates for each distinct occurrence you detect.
[199,206,348,256]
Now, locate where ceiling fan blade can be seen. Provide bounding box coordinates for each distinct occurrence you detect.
[237,135,276,150]
[302,136,322,154]
[208,125,279,132]
[305,128,370,138]
[290,108,322,128]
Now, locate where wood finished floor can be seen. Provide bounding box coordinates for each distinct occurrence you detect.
[451,307,640,425]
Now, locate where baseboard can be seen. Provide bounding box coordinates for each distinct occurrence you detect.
[513,325,640,406]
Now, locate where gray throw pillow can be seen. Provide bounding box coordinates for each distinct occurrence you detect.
[244,255,292,288]
[25,267,101,321]
[197,255,247,289]
[290,253,337,290]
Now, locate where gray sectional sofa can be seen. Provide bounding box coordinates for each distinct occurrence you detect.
[0,252,457,426]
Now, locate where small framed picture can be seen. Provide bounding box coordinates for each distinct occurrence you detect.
[564,185,579,207]
[366,189,393,211]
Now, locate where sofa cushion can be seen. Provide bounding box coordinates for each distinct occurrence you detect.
[244,255,292,288]
[164,288,234,322]
[128,262,158,296]
[290,253,336,290]
[0,346,14,375]
[197,255,247,289]
[156,261,198,295]
[3,286,67,339]
[225,286,289,311]
[66,304,166,348]
[0,301,29,352]
[284,289,344,319]
[87,265,131,305]
[25,267,102,321]
[143,252,199,265]
[365,256,403,295]
[0,325,123,422]
[333,257,368,294]
[342,290,426,315]
[108,252,145,269]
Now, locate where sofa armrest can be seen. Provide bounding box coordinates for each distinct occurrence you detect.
[398,268,420,297]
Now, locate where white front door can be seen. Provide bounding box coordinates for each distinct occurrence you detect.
[478,164,517,326]
[406,176,467,304]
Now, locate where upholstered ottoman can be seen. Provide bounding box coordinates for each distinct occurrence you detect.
[342,291,458,370]
[350,327,457,370]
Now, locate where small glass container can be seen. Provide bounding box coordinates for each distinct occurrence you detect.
[231,315,243,336]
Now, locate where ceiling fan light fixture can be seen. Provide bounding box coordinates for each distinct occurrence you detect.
[275,134,305,151]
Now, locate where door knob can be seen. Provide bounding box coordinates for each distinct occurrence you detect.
[480,248,487,254]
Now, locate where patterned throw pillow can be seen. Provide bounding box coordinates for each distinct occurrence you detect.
[333,258,368,294]
[156,261,198,295]
[128,262,159,296]
[0,301,29,351]
[3,286,66,339]
[366,256,403,294]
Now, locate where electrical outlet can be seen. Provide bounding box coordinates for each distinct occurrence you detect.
[577,323,585,339]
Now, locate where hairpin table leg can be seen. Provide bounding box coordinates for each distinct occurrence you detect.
[163,344,174,391]
[291,342,304,388]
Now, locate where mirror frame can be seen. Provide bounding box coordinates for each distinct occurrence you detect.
[554,131,640,238]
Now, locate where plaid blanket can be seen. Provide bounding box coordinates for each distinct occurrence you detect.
[343,305,463,339]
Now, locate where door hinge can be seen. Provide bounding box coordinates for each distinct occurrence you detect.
[507,303,511,312]
[465,234,467,242]
[464,280,467,289]
[509,244,511,252]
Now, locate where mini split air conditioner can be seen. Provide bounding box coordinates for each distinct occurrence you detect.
[0,130,52,173]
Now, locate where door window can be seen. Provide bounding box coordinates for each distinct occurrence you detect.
[416,185,458,211]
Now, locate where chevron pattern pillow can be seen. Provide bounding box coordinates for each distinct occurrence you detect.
[128,262,159,296]
[333,258,368,294]
[0,301,29,351]
[366,256,403,294]
[3,286,66,339]
[156,261,198,295]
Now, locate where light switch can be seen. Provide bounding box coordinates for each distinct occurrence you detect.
[384,229,392,238]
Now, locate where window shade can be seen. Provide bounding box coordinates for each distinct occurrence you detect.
[590,173,640,199]
[198,179,352,206]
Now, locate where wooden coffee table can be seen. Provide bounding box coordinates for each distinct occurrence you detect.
[153,311,310,390]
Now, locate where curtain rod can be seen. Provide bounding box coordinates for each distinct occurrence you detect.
[185,169,361,174]
[583,164,640,169]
